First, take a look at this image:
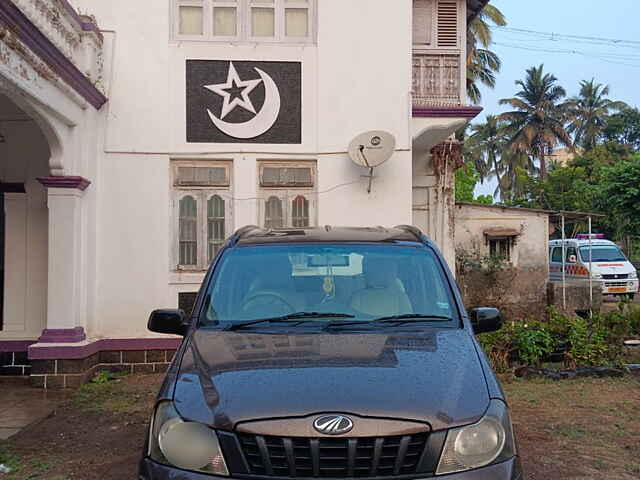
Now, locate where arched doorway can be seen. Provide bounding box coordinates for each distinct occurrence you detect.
[0,92,50,351]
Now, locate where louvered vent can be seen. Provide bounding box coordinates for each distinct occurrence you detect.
[437,0,458,47]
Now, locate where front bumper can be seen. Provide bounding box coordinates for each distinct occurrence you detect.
[602,280,638,294]
[139,457,523,480]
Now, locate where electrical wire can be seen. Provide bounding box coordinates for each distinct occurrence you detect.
[491,26,640,48]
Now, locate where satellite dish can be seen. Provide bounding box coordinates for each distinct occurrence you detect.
[348,131,396,193]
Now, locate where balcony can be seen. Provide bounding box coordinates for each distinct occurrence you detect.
[9,0,105,94]
[412,51,463,109]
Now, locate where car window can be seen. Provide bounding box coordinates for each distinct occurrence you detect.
[566,247,578,263]
[201,244,458,326]
[551,247,563,263]
[579,245,627,263]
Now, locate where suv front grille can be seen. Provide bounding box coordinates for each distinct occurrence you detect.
[603,274,628,280]
[236,433,429,478]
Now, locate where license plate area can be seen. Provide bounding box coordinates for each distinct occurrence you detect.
[608,287,627,293]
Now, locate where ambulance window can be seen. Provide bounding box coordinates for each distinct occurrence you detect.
[551,247,563,263]
[566,247,578,263]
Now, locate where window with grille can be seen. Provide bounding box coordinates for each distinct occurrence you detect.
[259,162,316,229]
[489,237,512,261]
[173,162,232,271]
[174,0,314,42]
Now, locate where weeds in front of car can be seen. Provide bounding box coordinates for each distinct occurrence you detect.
[479,305,640,372]
[0,445,59,480]
[72,369,144,414]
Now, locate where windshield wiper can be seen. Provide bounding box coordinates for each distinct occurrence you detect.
[226,312,355,331]
[324,314,452,329]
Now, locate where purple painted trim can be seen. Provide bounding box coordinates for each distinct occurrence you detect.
[38,327,86,343]
[58,0,104,41]
[0,2,108,110]
[29,337,182,360]
[412,106,483,119]
[37,176,91,191]
[0,340,36,353]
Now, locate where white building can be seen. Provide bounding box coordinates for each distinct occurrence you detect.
[0,0,487,386]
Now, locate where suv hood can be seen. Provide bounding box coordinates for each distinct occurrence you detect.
[173,328,489,432]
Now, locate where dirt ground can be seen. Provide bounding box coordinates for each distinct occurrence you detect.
[0,373,639,480]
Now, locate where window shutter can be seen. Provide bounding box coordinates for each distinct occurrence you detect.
[261,167,313,187]
[177,166,229,186]
[413,0,432,45]
[437,0,458,47]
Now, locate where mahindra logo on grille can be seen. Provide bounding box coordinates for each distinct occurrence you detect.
[313,415,354,435]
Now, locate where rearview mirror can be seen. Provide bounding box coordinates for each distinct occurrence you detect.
[148,309,188,336]
[470,308,503,334]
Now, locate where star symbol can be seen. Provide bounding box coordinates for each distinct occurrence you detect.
[204,62,263,119]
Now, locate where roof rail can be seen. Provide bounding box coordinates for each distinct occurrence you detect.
[229,225,262,246]
[394,225,426,242]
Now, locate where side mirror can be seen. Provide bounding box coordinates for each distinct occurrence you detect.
[148,309,188,336]
[470,307,503,334]
[568,255,577,263]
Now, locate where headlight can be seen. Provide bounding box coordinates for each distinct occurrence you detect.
[436,399,516,475]
[630,271,638,279]
[592,273,603,279]
[148,401,229,475]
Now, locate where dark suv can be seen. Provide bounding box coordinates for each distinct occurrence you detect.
[140,226,522,480]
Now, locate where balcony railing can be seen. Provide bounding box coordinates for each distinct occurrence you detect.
[412,51,463,108]
[12,0,105,93]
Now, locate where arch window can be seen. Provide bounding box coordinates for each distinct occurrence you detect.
[173,162,232,271]
[259,161,316,229]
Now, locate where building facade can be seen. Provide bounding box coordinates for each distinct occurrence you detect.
[0,0,486,386]
[454,202,551,319]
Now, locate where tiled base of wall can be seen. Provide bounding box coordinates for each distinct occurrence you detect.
[30,349,177,389]
[0,351,31,376]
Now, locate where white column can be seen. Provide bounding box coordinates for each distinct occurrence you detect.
[44,187,84,332]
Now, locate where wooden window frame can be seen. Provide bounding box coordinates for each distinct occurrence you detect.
[172,161,233,272]
[258,161,317,229]
[488,237,513,261]
[172,0,315,43]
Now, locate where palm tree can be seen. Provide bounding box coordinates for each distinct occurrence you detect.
[499,65,573,180]
[567,79,627,150]
[467,5,506,104]
[466,115,509,198]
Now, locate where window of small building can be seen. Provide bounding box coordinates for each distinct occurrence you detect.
[173,161,232,271]
[258,161,316,229]
[174,0,314,43]
[488,237,512,261]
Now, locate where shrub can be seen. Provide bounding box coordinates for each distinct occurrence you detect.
[512,321,555,367]
[565,316,609,368]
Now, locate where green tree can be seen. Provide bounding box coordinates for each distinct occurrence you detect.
[467,5,506,104]
[499,65,573,180]
[466,115,509,198]
[454,160,494,204]
[567,79,627,150]
[597,154,640,238]
[604,107,640,150]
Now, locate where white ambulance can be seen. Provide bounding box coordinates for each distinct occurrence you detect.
[549,235,639,299]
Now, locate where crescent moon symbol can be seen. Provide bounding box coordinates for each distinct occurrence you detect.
[207,68,281,139]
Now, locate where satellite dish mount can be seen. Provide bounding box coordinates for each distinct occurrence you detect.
[348,131,396,194]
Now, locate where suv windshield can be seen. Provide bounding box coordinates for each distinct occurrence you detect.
[200,244,458,327]
[579,245,627,262]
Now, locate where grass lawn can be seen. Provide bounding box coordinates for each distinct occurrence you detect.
[0,373,638,479]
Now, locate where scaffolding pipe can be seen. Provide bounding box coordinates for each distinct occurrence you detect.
[588,216,593,315]
[561,214,566,310]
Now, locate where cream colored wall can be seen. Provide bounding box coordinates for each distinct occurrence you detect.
[0,118,49,340]
[454,204,550,267]
[68,0,415,338]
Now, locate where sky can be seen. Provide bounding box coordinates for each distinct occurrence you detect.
[474,0,640,197]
